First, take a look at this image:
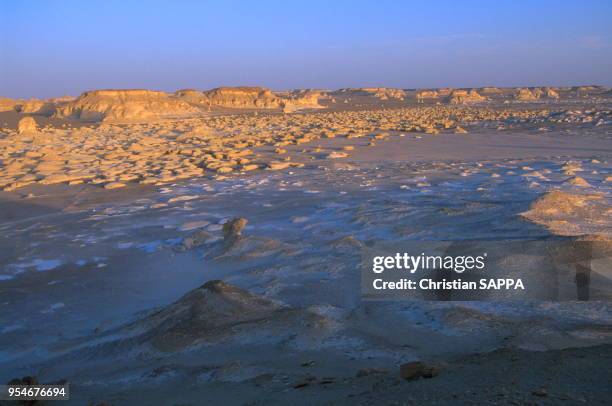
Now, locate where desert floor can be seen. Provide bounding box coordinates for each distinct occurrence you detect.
[1,102,611,405]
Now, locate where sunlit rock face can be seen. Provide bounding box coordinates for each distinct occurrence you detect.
[55,89,201,122]
[447,89,487,104]
[0,97,18,112]
[333,87,406,100]
[200,86,323,110]
[15,99,57,116]
[17,116,38,134]
[521,190,611,238]
[515,88,540,101]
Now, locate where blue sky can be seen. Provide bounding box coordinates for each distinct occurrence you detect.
[1,0,611,98]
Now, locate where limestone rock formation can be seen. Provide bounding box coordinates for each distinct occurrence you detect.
[279,89,325,111]
[521,190,610,237]
[202,87,279,109]
[362,88,406,100]
[480,87,503,94]
[0,97,18,112]
[55,89,201,122]
[17,116,38,134]
[174,89,211,106]
[200,87,323,111]
[16,99,56,115]
[334,88,405,100]
[122,280,326,350]
[573,86,600,92]
[515,88,539,101]
[416,90,439,100]
[447,89,487,104]
[2,105,607,191]
[544,87,560,99]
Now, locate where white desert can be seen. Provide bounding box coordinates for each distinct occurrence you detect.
[1,5,611,403]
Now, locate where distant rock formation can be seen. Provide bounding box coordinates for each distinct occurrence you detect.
[573,85,601,92]
[0,97,17,112]
[201,87,279,108]
[278,89,326,111]
[15,99,56,116]
[198,87,323,111]
[416,90,439,100]
[544,87,560,98]
[437,88,453,97]
[362,87,406,100]
[515,87,562,101]
[334,88,405,100]
[55,89,201,122]
[515,88,539,101]
[174,89,210,106]
[480,87,503,94]
[447,89,487,104]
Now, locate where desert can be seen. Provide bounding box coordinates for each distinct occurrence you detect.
[1,83,611,404]
[2,1,612,405]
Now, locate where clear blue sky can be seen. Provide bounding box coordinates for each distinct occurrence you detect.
[1,0,611,98]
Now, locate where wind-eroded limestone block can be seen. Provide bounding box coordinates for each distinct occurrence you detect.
[55,89,201,122]
[447,89,487,104]
[17,117,38,134]
[521,190,610,237]
[199,87,323,111]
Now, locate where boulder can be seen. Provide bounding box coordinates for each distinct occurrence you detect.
[400,361,440,380]
[17,116,38,134]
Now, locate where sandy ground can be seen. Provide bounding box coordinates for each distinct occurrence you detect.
[1,107,611,404]
[62,344,612,405]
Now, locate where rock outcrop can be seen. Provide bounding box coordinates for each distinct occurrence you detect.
[515,88,539,101]
[334,88,405,100]
[17,116,38,134]
[122,280,326,350]
[0,97,18,112]
[174,89,211,106]
[55,89,201,122]
[15,99,56,115]
[447,89,487,104]
[480,87,503,94]
[199,87,323,111]
[362,88,406,100]
[279,89,325,111]
[544,87,560,99]
[416,90,440,100]
[202,87,280,109]
[521,190,611,237]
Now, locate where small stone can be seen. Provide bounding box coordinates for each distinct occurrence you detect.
[565,176,591,187]
[181,230,212,250]
[242,164,260,171]
[327,151,349,159]
[223,217,248,241]
[104,181,126,190]
[399,361,439,381]
[356,368,388,377]
[216,166,233,174]
[532,388,548,397]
